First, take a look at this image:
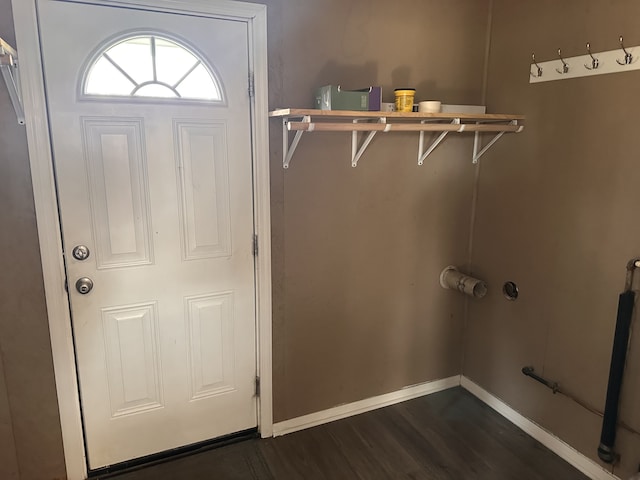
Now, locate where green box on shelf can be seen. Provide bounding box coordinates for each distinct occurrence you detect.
[314,85,369,111]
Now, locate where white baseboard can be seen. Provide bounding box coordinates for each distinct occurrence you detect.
[272,375,461,437]
[460,376,619,480]
[271,373,619,480]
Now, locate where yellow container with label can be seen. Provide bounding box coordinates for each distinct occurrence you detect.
[394,88,416,113]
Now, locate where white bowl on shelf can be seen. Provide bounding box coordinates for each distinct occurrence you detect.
[419,101,442,113]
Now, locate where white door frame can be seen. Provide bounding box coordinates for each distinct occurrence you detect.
[11,1,272,478]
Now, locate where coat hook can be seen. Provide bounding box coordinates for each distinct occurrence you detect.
[556,48,569,74]
[584,43,599,70]
[530,53,543,78]
[616,36,633,65]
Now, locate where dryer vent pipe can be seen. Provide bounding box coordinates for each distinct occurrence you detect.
[439,266,487,299]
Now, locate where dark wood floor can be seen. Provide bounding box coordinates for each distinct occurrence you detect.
[103,387,588,480]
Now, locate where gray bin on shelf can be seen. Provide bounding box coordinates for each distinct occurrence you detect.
[314,85,369,111]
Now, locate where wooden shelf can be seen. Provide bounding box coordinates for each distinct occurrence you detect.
[270,109,524,168]
[269,108,525,122]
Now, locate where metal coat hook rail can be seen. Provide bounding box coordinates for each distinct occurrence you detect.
[0,37,24,125]
[530,35,640,83]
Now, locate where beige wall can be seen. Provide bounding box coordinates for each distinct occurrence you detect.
[465,1,640,478]
[1,0,489,476]
[267,0,490,421]
[0,353,20,480]
[6,0,640,478]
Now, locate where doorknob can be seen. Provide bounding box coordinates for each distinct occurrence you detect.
[75,277,94,294]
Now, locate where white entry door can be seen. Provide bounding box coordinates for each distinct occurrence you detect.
[37,0,257,469]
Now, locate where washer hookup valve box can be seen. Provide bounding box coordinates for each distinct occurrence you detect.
[314,85,369,111]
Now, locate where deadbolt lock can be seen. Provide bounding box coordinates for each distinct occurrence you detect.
[72,245,90,261]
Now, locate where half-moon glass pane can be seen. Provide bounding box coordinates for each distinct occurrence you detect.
[134,83,178,98]
[85,56,136,96]
[176,64,220,100]
[106,37,153,85]
[84,35,222,101]
[155,37,200,86]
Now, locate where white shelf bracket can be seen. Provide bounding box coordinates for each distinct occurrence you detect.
[282,115,311,169]
[472,120,521,164]
[351,117,387,167]
[417,118,460,165]
[0,38,24,126]
[272,109,524,169]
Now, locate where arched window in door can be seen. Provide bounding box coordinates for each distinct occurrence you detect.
[83,34,222,101]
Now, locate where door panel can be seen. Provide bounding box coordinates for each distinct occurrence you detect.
[102,302,163,417]
[82,117,154,268]
[37,0,257,469]
[175,120,232,260]
[186,292,235,399]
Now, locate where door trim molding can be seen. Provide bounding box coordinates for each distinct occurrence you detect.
[11,1,271,478]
